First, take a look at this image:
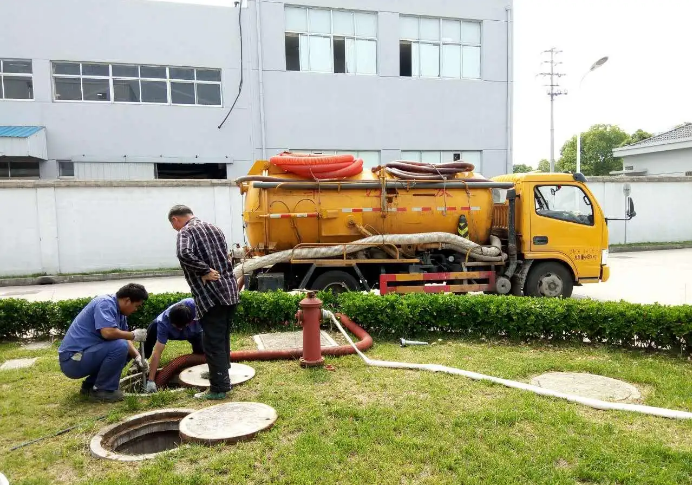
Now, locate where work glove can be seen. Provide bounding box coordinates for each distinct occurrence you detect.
[132,328,147,342]
[145,380,157,393]
[133,355,149,375]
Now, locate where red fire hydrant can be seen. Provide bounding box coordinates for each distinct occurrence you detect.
[295,291,325,368]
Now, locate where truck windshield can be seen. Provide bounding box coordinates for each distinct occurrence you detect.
[534,185,594,226]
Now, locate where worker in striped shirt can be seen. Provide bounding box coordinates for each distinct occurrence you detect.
[168,205,239,400]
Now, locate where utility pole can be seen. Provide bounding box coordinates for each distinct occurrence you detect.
[538,48,567,172]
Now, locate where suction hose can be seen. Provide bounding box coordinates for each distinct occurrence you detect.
[233,232,506,282]
[154,314,372,388]
[323,311,692,420]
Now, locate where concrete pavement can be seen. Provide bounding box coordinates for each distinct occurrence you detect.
[1,249,690,305]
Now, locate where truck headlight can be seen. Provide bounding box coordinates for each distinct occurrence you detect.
[601,249,609,265]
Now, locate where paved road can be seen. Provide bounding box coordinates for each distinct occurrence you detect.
[1,249,691,305]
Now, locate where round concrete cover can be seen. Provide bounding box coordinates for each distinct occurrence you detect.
[530,372,641,402]
[179,402,278,445]
[178,363,256,389]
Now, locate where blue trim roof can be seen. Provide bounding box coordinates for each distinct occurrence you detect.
[0,126,45,138]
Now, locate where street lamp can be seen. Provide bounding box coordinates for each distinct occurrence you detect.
[576,56,609,174]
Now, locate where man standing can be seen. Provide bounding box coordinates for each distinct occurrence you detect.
[58,283,149,402]
[168,205,238,400]
[142,298,203,393]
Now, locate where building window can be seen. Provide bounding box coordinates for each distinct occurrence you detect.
[155,163,227,179]
[399,17,481,79]
[0,158,40,179]
[51,62,222,106]
[58,161,75,177]
[293,150,381,170]
[401,151,482,172]
[285,7,377,75]
[0,59,33,100]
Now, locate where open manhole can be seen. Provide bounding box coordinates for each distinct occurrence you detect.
[119,372,184,396]
[91,409,194,462]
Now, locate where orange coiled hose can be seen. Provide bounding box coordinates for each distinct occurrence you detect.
[270,152,363,179]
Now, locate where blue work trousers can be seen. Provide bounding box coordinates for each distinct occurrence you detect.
[59,339,129,391]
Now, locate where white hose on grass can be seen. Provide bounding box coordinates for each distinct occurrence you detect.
[233,232,506,280]
[324,310,692,420]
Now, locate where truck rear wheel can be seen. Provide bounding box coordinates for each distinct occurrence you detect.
[524,262,573,298]
[310,271,360,294]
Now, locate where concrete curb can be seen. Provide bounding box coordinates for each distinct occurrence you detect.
[610,243,692,253]
[0,270,183,287]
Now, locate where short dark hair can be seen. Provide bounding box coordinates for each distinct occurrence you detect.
[168,205,193,221]
[169,303,193,328]
[116,283,149,302]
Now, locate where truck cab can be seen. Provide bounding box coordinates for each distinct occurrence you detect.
[492,172,611,297]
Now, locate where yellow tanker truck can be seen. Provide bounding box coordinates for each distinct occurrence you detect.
[233,157,635,298]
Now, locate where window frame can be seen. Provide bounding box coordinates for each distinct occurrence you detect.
[51,62,223,107]
[533,184,595,227]
[0,159,40,179]
[0,58,34,101]
[285,7,378,75]
[399,16,482,80]
[58,161,75,178]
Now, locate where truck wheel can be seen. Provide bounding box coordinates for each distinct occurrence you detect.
[310,271,360,294]
[524,262,573,298]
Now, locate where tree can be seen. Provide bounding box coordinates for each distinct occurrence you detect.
[621,129,653,147]
[513,164,533,173]
[557,124,630,175]
[537,159,550,172]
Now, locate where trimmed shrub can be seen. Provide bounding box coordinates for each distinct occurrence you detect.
[0,291,690,353]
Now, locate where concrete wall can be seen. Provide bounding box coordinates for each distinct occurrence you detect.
[2,177,691,277]
[588,176,692,245]
[0,0,512,180]
[621,149,692,176]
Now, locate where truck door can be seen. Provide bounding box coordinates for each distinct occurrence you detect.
[530,184,601,279]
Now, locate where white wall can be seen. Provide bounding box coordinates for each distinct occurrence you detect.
[0,181,244,276]
[623,149,692,176]
[2,177,691,277]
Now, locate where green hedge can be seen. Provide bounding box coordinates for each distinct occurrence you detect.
[1,292,690,353]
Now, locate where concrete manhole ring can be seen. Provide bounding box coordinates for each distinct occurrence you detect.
[178,363,256,389]
[530,372,641,402]
[90,408,195,462]
[180,402,277,445]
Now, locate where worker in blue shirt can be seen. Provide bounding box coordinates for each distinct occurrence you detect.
[143,298,203,393]
[58,283,149,402]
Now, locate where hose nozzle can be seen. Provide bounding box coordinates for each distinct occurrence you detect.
[400,338,429,347]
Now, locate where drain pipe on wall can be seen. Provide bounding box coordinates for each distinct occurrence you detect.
[505,5,514,174]
[324,311,692,420]
[255,0,267,159]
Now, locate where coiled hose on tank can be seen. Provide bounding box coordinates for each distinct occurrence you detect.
[323,310,692,420]
[374,161,476,180]
[154,314,372,388]
[232,232,506,285]
[270,152,364,179]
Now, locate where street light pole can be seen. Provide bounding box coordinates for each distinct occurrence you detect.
[576,56,609,174]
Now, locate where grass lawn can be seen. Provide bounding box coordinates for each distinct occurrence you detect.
[1,333,691,485]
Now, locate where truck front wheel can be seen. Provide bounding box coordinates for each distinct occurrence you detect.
[310,270,360,294]
[524,262,573,298]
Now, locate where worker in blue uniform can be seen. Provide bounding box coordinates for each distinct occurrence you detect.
[58,283,149,402]
[142,298,203,393]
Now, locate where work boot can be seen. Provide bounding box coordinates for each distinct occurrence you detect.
[80,382,94,396]
[194,390,227,400]
[89,389,124,402]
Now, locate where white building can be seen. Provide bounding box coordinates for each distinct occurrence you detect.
[612,123,692,176]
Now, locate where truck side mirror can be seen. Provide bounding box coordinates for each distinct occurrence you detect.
[627,197,636,219]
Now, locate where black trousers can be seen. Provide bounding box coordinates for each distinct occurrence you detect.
[143,321,205,358]
[200,304,236,393]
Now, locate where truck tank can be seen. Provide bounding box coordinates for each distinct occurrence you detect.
[238,160,495,253]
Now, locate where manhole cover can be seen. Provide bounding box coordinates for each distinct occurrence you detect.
[178,363,255,389]
[180,402,277,445]
[253,330,337,351]
[0,358,37,371]
[530,372,641,402]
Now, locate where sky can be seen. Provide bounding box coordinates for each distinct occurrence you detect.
[150,0,692,168]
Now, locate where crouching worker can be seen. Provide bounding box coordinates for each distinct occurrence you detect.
[142,298,203,393]
[58,283,149,402]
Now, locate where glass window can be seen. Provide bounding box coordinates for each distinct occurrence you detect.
[400,17,482,79]
[534,185,594,226]
[59,161,75,177]
[1,59,34,100]
[51,62,222,106]
[5,160,40,178]
[401,151,421,162]
[285,7,377,75]
[0,161,8,178]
